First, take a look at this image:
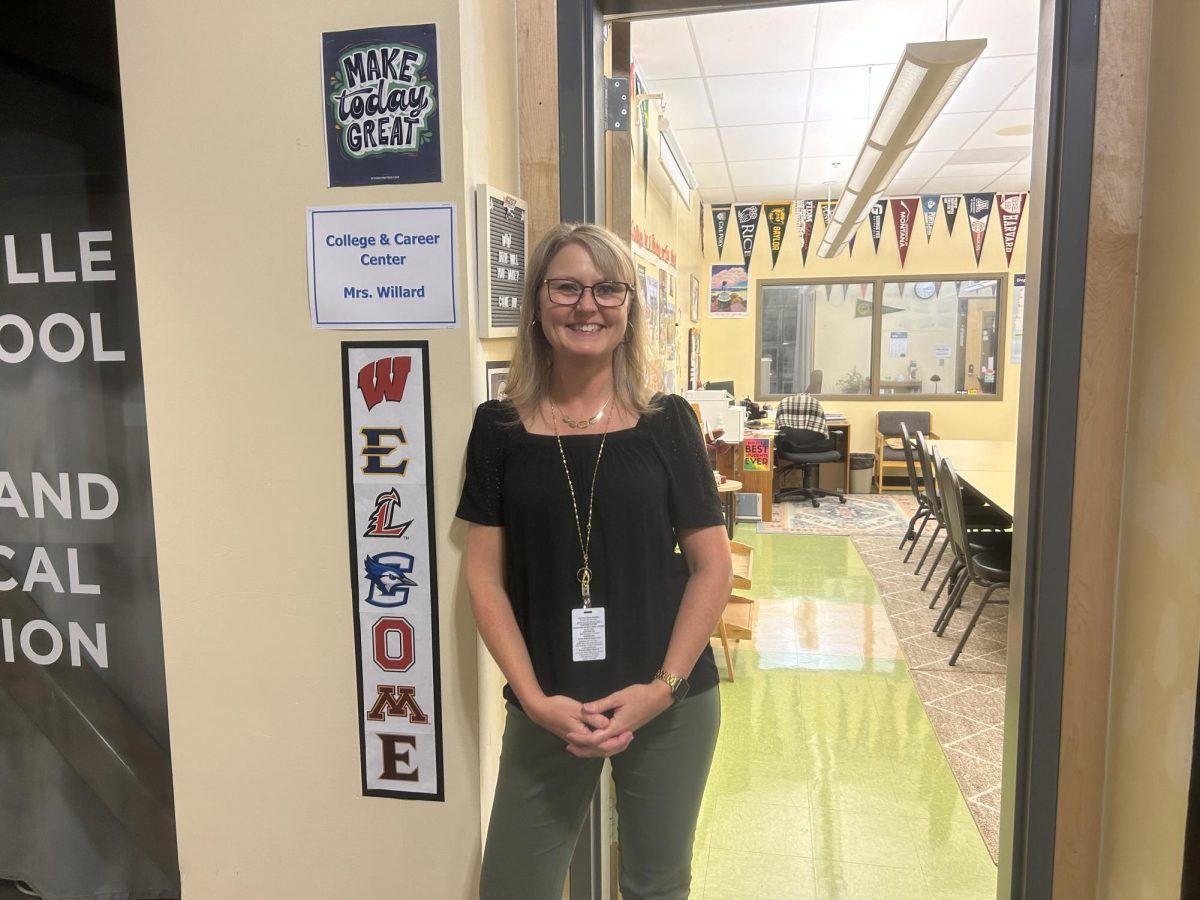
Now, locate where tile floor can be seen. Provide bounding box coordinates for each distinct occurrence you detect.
[689,529,998,900]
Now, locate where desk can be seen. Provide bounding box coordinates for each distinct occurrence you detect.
[717,479,742,538]
[929,439,1017,517]
[715,423,851,522]
[879,380,924,394]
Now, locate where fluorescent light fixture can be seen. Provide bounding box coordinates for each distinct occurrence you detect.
[817,39,986,259]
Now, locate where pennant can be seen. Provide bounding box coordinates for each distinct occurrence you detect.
[996,192,1028,265]
[763,202,791,269]
[963,193,995,265]
[712,204,732,258]
[798,199,817,266]
[733,203,761,270]
[891,197,919,267]
[868,198,887,253]
[920,194,939,242]
[942,195,961,237]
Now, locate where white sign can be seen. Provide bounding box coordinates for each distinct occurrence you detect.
[343,342,443,800]
[889,331,908,358]
[308,204,457,329]
[934,344,952,359]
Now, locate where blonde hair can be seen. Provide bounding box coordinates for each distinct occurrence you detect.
[503,223,655,418]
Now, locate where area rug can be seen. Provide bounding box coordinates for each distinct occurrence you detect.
[853,533,1009,863]
[756,493,918,535]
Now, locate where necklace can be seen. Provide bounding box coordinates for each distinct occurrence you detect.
[550,406,611,607]
[551,395,612,430]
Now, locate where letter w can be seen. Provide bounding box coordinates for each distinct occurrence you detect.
[358,356,412,411]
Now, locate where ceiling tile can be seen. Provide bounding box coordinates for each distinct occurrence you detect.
[868,63,900,119]
[690,161,731,189]
[690,6,820,75]
[728,159,799,186]
[1001,71,1037,110]
[808,66,872,121]
[923,175,1003,195]
[707,71,810,126]
[951,0,1041,57]
[1006,156,1033,175]
[671,127,724,164]
[915,112,990,151]
[737,185,799,203]
[802,118,870,157]
[799,154,856,184]
[950,146,1030,164]
[896,150,955,179]
[985,173,1034,193]
[962,108,1036,149]
[814,0,950,69]
[796,182,843,200]
[884,178,930,197]
[630,18,701,80]
[700,187,738,205]
[648,78,714,129]
[942,55,1037,114]
[719,123,804,161]
[939,161,1018,177]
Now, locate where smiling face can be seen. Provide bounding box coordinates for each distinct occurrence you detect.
[538,242,629,366]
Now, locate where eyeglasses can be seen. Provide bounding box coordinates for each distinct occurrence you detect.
[543,278,631,307]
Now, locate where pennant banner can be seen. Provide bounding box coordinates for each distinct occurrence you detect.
[798,199,817,266]
[763,202,791,269]
[891,197,919,267]
[734,203,761,270]
[868,199,887,253]
[964,193,995,265]
[942,195,961,238]
[996,192,1028,265]
[819,199,834,229]
[920,194,939,242]
[712,204,732,258]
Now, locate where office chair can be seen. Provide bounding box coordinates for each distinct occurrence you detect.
[773,425,846,508]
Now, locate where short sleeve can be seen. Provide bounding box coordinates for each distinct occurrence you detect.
[456,401,507,526]
[656,394,725,530]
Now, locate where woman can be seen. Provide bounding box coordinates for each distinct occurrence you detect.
[457,223,732,900]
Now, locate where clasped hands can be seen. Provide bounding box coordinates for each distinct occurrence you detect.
[529,682,674,758]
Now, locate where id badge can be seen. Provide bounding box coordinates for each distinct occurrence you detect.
[571,606,606,662]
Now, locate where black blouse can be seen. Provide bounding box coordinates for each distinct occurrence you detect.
[456,392,725,706]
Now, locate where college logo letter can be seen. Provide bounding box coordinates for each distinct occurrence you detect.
[366,685,430,723]
[377,734,419,782]
[360,427,408,475]
[372,616,416,672]
[358,356,412,411]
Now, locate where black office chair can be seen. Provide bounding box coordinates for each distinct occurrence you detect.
[773,425,846,508]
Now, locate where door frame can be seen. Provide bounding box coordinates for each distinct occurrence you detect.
[552,0,1102,896]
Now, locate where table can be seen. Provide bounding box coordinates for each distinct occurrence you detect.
[928,439,1017,517]
[717,479,742,538]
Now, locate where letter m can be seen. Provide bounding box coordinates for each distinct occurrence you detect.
[358,356,412,411]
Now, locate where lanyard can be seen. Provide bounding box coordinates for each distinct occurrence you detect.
[550,400,610,608]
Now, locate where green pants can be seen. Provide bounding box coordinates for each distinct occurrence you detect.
[480,688,720,900]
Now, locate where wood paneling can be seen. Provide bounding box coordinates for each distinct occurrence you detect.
[1053,0,1153,894]
[516,0,560,244]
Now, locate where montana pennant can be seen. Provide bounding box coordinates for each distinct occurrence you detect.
[891,197,919,267]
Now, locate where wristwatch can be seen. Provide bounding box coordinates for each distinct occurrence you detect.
[653,668,690,704]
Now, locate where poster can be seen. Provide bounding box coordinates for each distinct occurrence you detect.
[323,25,442,187]
[475,186,527,337]
[1011,274,1026,364]
[709,263,749,318]
[743,438,772,471]
[889,331,909,357]
[342,342,444,800]
[485,360,510,401]
[308,203,458,328]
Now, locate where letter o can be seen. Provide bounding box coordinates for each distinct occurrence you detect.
[0,314,34,363]
[39,313,85,363]
[372,617,415,672]
[21,620,64,666]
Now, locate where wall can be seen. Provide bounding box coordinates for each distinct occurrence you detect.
[698,197,1028,451]
[1098,0,1200,892]
[114,0,517,895]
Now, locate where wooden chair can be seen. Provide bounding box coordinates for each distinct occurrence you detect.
[712,540,756,681]
[874,410,935,491]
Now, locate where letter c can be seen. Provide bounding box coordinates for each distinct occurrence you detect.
[0,545,15,590]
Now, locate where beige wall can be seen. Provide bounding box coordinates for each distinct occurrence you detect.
[1099,0,1200,893]
[697,199,1028,452]
[115,1,517,894]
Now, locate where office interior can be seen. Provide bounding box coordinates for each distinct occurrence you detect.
[1,0,1197,899]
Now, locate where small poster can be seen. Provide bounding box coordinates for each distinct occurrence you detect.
[964,193,995,265]
[891,197,919,267]
[709,263,748,318]
[342,342,443,801]
[921,194,940,242]
[475,186,527,338]
[943,194,962,237]
[889,331,908,357]
[734,203,761,269]
[997,193,1028,266]
[323,25,442,187]
[308,203,457,329]
[798,199,817,265]
[743,437,771,471]
[1011,273,1026,364]
[868,199,887,253]
[763,202,791,268]
[485,360,510,401]
[712,204,732,258]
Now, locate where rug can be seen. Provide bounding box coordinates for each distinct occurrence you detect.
[853,533,1009,863]
[756,493,919,536]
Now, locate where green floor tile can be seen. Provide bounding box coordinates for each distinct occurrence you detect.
[701,848,818,900]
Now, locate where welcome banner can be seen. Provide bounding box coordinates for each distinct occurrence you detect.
[763,202,791,269]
